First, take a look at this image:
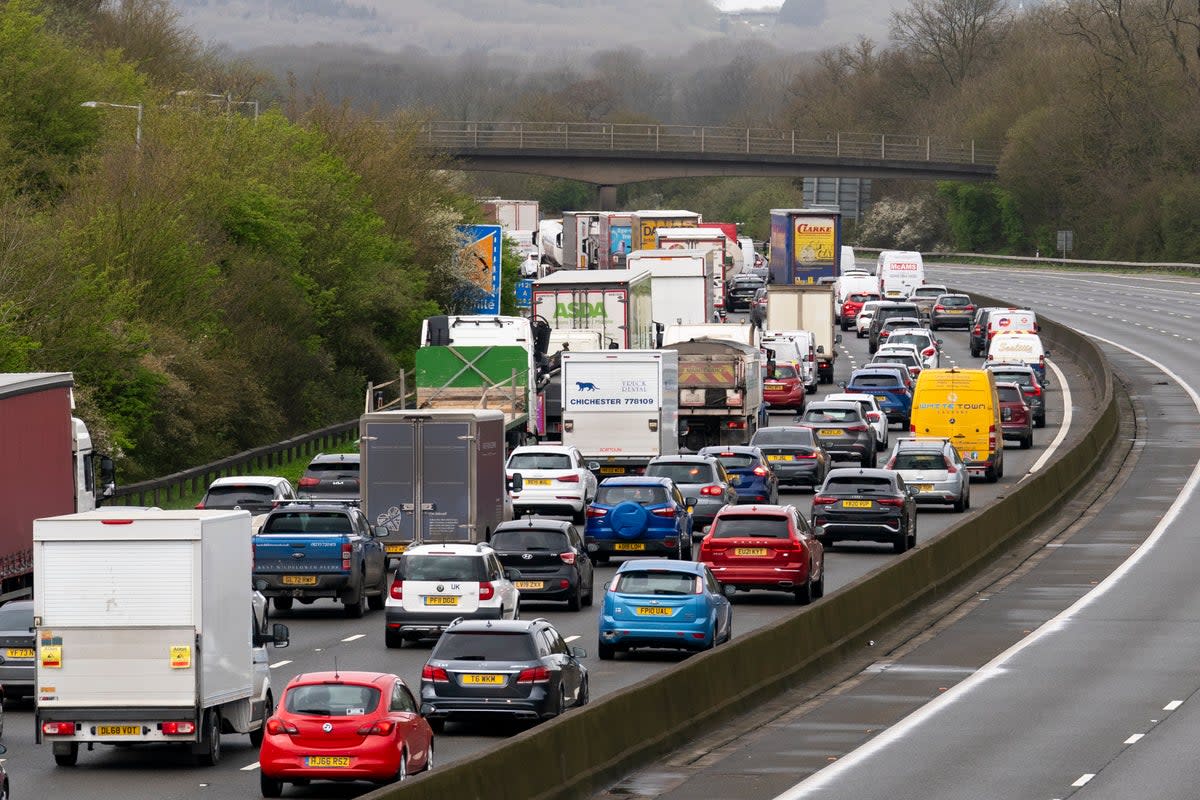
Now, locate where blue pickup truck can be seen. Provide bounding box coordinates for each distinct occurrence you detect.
[252,502,391,618]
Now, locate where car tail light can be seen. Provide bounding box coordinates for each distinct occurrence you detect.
[265,717,298,736]
[922,347,936,357]
[700,485,723,496]
[880,330,890,338]
[812,495,837,505]
[422,665,450,683]
[652,507,677,518]
[357,719,397,736]
[845,425,868,432]
[389,578,403,600]
[944,457,958,474]
[933,305,944,311]
[965,304,976,311]
[867,411,881,421]
[1029,385,1042,396]
[752,465,770,476]
[884,457,895,468]
[42,721,76,736]
[556,474,580,483]
[973,324,981,335]
[559,551,576,565]
[194,502,205,509]
[341,542,352,570]
[479,581,495,600]
[878,497,905,507]
[986,354,993,360]
[988,424,997,452]
[586,505,608,519]
[727,420,747,429]
[162,721,196,735]
[517,666,551,684]
[298,477,320,487]
[796,452,817,459]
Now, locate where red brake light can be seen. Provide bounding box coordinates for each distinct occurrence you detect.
[752,465,770,477]
[922,347,936,357]
[559,551,576,565]
[162,721,196,735]
[556,474,580,483]
[795,452,817,459]
[357,719,396,736]
[1030,385,1042,396]
[479,581,495,601]
[652,507,677,518]
[389,578,403,600]
[699,485,723,496]
[812,495,836,505]
[194,502,205,509]
[944,457,958,474]
[100,519,133,525]
[517,666,551,684]
[877,497,905,507]
[844,425,868,432]
[422,665,450,683]
[42,721,77,736]
[298,477,320,487]
[586,506,607,518]
[265,717,298,735]
[933,305,944,311]
[965,304,976,311]
[342,542,352,569]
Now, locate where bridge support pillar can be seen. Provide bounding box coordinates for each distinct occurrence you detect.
[597,184,618,211]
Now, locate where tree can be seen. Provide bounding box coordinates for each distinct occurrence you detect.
[890,0,1011,87]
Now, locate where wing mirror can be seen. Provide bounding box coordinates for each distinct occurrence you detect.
[505,568,523,581]
[373,526,390,538]
[570,645,588,659]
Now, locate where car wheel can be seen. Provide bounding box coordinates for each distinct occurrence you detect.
[572,506,587,525]
[985,464,999,483]
[198,709,221,767]
[794,577,813,605]
[1020,432,1033,450]
[577,677,590,707]
[512,602,521,620]
[953,492,966,513]
[250,690,273,748]
[892,527,909,554]
[54,743,79,767]
[272,596,293,612]
[598,640,616,660]
[567,583,582,612]
[706,622,719,649]
[909,516,918,547]
[930,322,939,330]
[556,687,567,717]
[812,565,825,599]
[385,629,405,648]
[395,748,408,783]
[428,718,445,735]
[1036,415,1046,429]
[260,773,284,798]
[424,740,435,771]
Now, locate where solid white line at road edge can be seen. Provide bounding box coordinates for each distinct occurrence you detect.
[770,331,1200,800]
[1021,357,1072,481]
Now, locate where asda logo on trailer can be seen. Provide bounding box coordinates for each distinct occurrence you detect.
[557,302,607,320]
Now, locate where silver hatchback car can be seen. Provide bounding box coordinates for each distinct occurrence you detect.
[644,455,737,538]
[883,437,971,512]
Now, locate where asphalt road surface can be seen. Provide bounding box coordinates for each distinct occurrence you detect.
[593,266,1200,800]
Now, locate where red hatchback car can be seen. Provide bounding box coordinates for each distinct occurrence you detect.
[259,671,434,797]
[996,381,1034,449]
[763,361,807,411]
[698,504,826,605]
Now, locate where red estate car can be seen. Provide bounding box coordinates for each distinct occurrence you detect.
[698,504,825,605]
[259,671,434,797]
[762,361,807,411]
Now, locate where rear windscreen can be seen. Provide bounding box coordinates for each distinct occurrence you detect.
[887,334,929,348]
[645,463,714,485]
[991,371,1034,388]
[399,555,488,582]
[0,602,33,632]
[751,428,815,446]
[712,515,790,539]
[305,462,359,477]
[998,386,1024,402]
[801,408,861,423]
[285,684,381,716]
[879,306,919,319]
[507,452,572,470]
[203,486,273,506]
[873,356,916,367]
[706,454,757,470]
[595,485,669,506]
[892,453,945,470]
[262,512,352,534]
[825,476,895,491]
[939,295,970,307]
[613,570,701,595]
[432,631,537,661]
[764,365,798,379]
[490,529,570,552]
[849,376,901,389]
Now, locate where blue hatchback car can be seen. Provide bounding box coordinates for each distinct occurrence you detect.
[598,559,733,659]
[697,446,779,505]
[845,367,914,426]
[585,477,695,563]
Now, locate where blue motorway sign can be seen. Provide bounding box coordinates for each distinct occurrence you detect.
[456,224,503,314]
[515,278,534,308]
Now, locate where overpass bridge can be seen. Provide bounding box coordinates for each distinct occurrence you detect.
[424,121,1001,209]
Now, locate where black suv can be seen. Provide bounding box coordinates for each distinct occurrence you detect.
[969,307,1013,357]
[419,618,588,732]
[490,519,595,611]
[297,452,360,500]
[811,468,918,554]
[868,302,921,353]
[726,275,764,312]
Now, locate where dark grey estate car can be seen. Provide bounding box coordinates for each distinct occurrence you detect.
[644,455,737,536]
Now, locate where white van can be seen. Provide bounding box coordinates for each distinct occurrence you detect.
[764,330,817,392]
[987,332,1050,386]
[878,251,925,299]
[836,272,879,304]
[987,309,1039,340]
[841,245,859,274]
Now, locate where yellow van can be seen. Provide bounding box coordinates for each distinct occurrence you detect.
[909,368,1004,482]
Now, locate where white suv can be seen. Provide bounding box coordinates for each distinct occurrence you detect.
[506,445,598,524]
[384,543,520,648]
[824,392,889,452]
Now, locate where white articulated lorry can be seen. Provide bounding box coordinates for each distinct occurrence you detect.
[560,350,679,478]
[33,509,289,767]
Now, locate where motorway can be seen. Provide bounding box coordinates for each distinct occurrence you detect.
[593,266,1200,800]
[0,299,1083,800]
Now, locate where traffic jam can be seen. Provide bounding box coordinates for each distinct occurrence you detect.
[4,207,1064,799]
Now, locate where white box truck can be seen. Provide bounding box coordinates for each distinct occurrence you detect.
[33,509,288,767]
[533,268,656,349]
[560,350,679,477]
[627,250,715,325]
[766,285,840,384]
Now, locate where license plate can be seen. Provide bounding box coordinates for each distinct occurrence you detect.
[918,484,934,492]
[875,395,889,404]
[765,382,785,389]
[842,500,873,509]
[424,596,459,606]
[818,429,843,437]
[614,543,645,551]
[385,543,407,554]
[461,673,506,685]
[514,581,544,590]
[600,467,625,475]
[636,606,674,616]
[734,547,769,556]
[525,479,552,486]
[281,575,318,586]
[306,756,351,768]
[947,309,965,313]
[766,454,791,462]
[97,725,142,736]
[5,647,33,659]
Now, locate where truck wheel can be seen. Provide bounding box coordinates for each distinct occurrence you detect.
[272,596,293,612]
[344,591,365,619]
[53,743,79,767]
[250,691,273,748]
[198,709,222,766]
[260,773,284,798]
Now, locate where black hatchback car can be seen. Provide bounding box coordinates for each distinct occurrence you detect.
[419,618,588,732]
[490,519,595,611]
[748,427,830,488]
[297,452,360,500]
[726,275,765,312]
[811,468,918,553]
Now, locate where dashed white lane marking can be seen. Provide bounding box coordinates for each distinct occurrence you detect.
[1124,734,1144,744]
[269,660,292,669]
[1164,700,1183,711]
[341,634,365,642]
[1019,357,1072,481]
[565,635,581,643]
[1072,774,1095,787]
[241,762,260,771]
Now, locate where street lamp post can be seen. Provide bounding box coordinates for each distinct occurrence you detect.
[174,90,259,122]
[80,101,143,149]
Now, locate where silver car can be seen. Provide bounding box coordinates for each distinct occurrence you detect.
[644,455,737,538]
[0,600,34,700]
[884,437,970,512]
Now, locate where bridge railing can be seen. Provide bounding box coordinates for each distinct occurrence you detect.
[424,121,1002,166]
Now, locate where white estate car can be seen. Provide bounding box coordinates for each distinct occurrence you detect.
[506,445,599,524]
[824,392,890,452]
[856,300,887,338]
[885,328,942,370]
